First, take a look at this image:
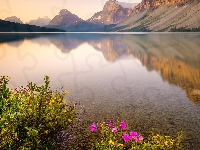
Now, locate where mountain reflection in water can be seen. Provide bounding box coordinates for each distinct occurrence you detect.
[45,33,200,106]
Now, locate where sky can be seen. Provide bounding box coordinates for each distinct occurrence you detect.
[0,0,141,23]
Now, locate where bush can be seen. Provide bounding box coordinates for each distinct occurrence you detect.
[0,76,76,149]
[89,120,183,150]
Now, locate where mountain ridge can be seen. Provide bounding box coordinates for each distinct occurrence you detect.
[111,0,200,31]
[47,0,136,31]
[27,16,51,27]
[48,9,83,27]
[116,2,138,9]
[5,16,23,24]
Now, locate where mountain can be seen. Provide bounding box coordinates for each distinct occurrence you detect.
[111,0,200,31]
[48,9,83,28]
[47,0,135,31]
[48,9,105,31]
[43,0,199,32]
[5,16,23,24]
[116,2,138,9]
[27,16,51,27]
[88,0,133,25]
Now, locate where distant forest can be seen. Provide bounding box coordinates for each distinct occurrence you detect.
[170,27,200,32]
[0,19,64,32]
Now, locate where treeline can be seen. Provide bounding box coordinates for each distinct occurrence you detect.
[0,19,64,32]
[170,27,200,32]
[48,22,115,32]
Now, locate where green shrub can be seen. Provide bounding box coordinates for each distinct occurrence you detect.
[0,76,76,149]
[141,129,183,150]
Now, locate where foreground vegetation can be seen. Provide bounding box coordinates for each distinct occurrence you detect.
[0,76,183,149]
[89,120,183,150]
[0,76,76,149]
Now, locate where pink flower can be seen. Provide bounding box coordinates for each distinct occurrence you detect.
[122,134,130,143]
[120,121,126,130]
[134,136,139,143]
[130,132,143,143]
[138,135,143,141]
[109,120,114,127]
[111,127,117,133]
[90,123,97,132]
[130,131,138,138]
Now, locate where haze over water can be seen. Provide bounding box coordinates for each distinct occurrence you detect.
[0,33,200,149]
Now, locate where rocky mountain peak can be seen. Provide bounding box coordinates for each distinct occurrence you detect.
[116,2,138,9]
[88,0,133,25]
[107,0,117,4]
[48,9,83,27]
[5,16,23,24]
[27,16,51,27]
[103,0,122,12]
[59,9,71,15]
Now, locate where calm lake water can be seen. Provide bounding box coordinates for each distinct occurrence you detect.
[0,33,200,149]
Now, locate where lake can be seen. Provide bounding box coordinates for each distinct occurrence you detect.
[0,33,200,149]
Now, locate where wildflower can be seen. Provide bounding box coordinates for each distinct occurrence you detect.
[134,136,139,143]
[138,135,143,141]
[109,139,115,145]
[164,141,168,146]
[165,136,170,138]
[133,135,143,143]
[49,102,53,107]
[122,134,130,143]
[120,121,126,130]
[49,99,55,106]
[130,131,138,138]
[153,136,157,139]
[90,122,97,132]
[50,99,55,103]
[117,143,124,147]
[129,131,143,143]
[68,119,72,123]
[112,127,117,133]
[108,120,114,127]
